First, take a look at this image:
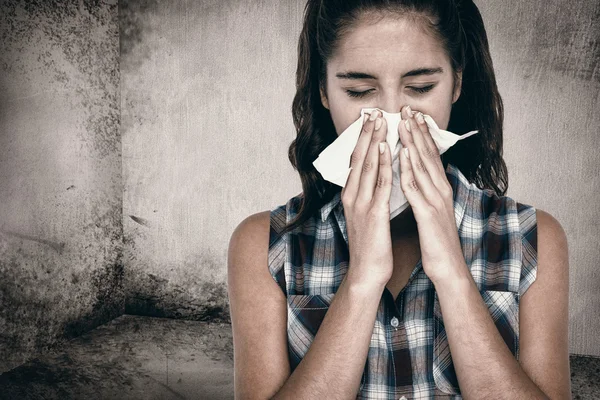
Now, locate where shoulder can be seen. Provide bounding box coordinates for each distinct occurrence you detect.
[227,209,287,301]
[534,208,569,278]
[535,208,568,250]
[228,210,271,265]
[227,210,272,285]
[517,206,569,298]
[227,202,289,284]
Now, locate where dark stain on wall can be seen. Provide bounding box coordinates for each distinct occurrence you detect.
[129,215,151,227]
[119,0,159,71]
[0,230,65,254]
[62,260,125,339]
[0,0,120,160]
[0,0,123,372]
[126,274,230,323]
[528,1,599,82]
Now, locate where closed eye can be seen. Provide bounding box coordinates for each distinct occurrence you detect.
[345,85,435,98]
[409,85,435,94]
[345,89,374,98]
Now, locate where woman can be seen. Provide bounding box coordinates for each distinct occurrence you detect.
[228,0,571,398]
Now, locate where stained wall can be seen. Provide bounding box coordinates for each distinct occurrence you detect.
[479,1,600,356]
[120,1,303,321]
[0,0,122,372]
[120,0,599,356]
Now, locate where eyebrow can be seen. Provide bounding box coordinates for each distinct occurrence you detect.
[335,67,444,80]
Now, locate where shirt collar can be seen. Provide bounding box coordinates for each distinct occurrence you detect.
[319,162,473,230]
[319,190,342,223]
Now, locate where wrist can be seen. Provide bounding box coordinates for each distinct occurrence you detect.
[344,270,387,297]
[430,262,473,292]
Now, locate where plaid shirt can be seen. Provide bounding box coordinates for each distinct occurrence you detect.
[268,163,538,399]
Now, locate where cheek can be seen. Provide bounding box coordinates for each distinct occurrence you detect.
[329,104,362,136]
[413,95,453,131]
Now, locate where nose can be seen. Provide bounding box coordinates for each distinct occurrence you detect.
[377,96,408,115]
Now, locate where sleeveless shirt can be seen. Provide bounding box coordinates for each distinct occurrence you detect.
[267,162,538,399]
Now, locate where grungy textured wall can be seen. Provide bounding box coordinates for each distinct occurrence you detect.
[120,0,304,321]
[477,1,600,356]
[123,0,599,355]
[0,0,122,372]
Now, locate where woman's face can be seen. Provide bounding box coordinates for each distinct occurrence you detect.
[320,14,462,135]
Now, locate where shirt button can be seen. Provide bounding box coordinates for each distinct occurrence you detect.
[390,316,399,327]
[399,396,407,400]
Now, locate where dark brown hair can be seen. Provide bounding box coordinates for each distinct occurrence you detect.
[281,0,507,235]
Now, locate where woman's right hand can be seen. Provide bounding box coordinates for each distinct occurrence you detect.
[341,109,394,291]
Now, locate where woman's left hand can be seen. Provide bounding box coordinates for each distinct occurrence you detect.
[398,105,469,286]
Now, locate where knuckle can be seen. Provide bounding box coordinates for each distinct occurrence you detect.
[376,175,388,189]
[362,159,374,173]
[407,179,419,192]
[416,159,427,173]
[350,151,362,166]
[424,145,439,159]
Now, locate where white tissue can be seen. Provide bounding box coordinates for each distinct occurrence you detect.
[312,107,478,219]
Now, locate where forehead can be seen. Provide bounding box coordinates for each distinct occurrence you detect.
[329,15,450,73]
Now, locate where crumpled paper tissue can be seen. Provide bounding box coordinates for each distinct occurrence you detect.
[312,107,478,219]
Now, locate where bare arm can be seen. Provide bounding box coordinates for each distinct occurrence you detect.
[228,211,385,400]
[271,272,383,399]
[432,209,571,399]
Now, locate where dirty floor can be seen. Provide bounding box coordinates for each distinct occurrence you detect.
[0,315,233,399]
[0,315,598,399]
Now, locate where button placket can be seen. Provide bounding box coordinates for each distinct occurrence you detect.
[390,316,399,330]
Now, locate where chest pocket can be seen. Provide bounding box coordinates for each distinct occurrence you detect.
[432,289,520,395]
[286,292,369,392]
[286,293,336,372]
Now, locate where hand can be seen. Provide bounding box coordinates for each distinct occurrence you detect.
[398,105,469,286]
[341,110,394,291]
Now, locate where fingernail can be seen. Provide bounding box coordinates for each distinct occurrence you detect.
[374,117,382,130]
[369,110,379,121]
[364,113,371,123]
[379,142,385,154]
[405,105,412,115]
[404,147,410,159]
[404,119,411,132]
[417,112,424,124]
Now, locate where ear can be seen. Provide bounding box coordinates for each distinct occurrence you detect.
[320,84,330,110]
[452,69,463,104]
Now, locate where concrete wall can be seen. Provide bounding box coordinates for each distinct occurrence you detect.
[478,1,600,356]
[1,0,595,369]
[0,0,122,373]
[120,0,303,321]
[120,0,599,356]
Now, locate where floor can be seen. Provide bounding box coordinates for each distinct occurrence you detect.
[0,315,598,399]
[0,315,233,399]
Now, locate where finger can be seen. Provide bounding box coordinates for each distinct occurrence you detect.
[401,106,439,203]
[411,110,449,194]
[357,113,388,204]
[399,143,427,213]
[414,111,445,176]
[343,111,377,203]
[404,106,441,180]
[371,138,392,214]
